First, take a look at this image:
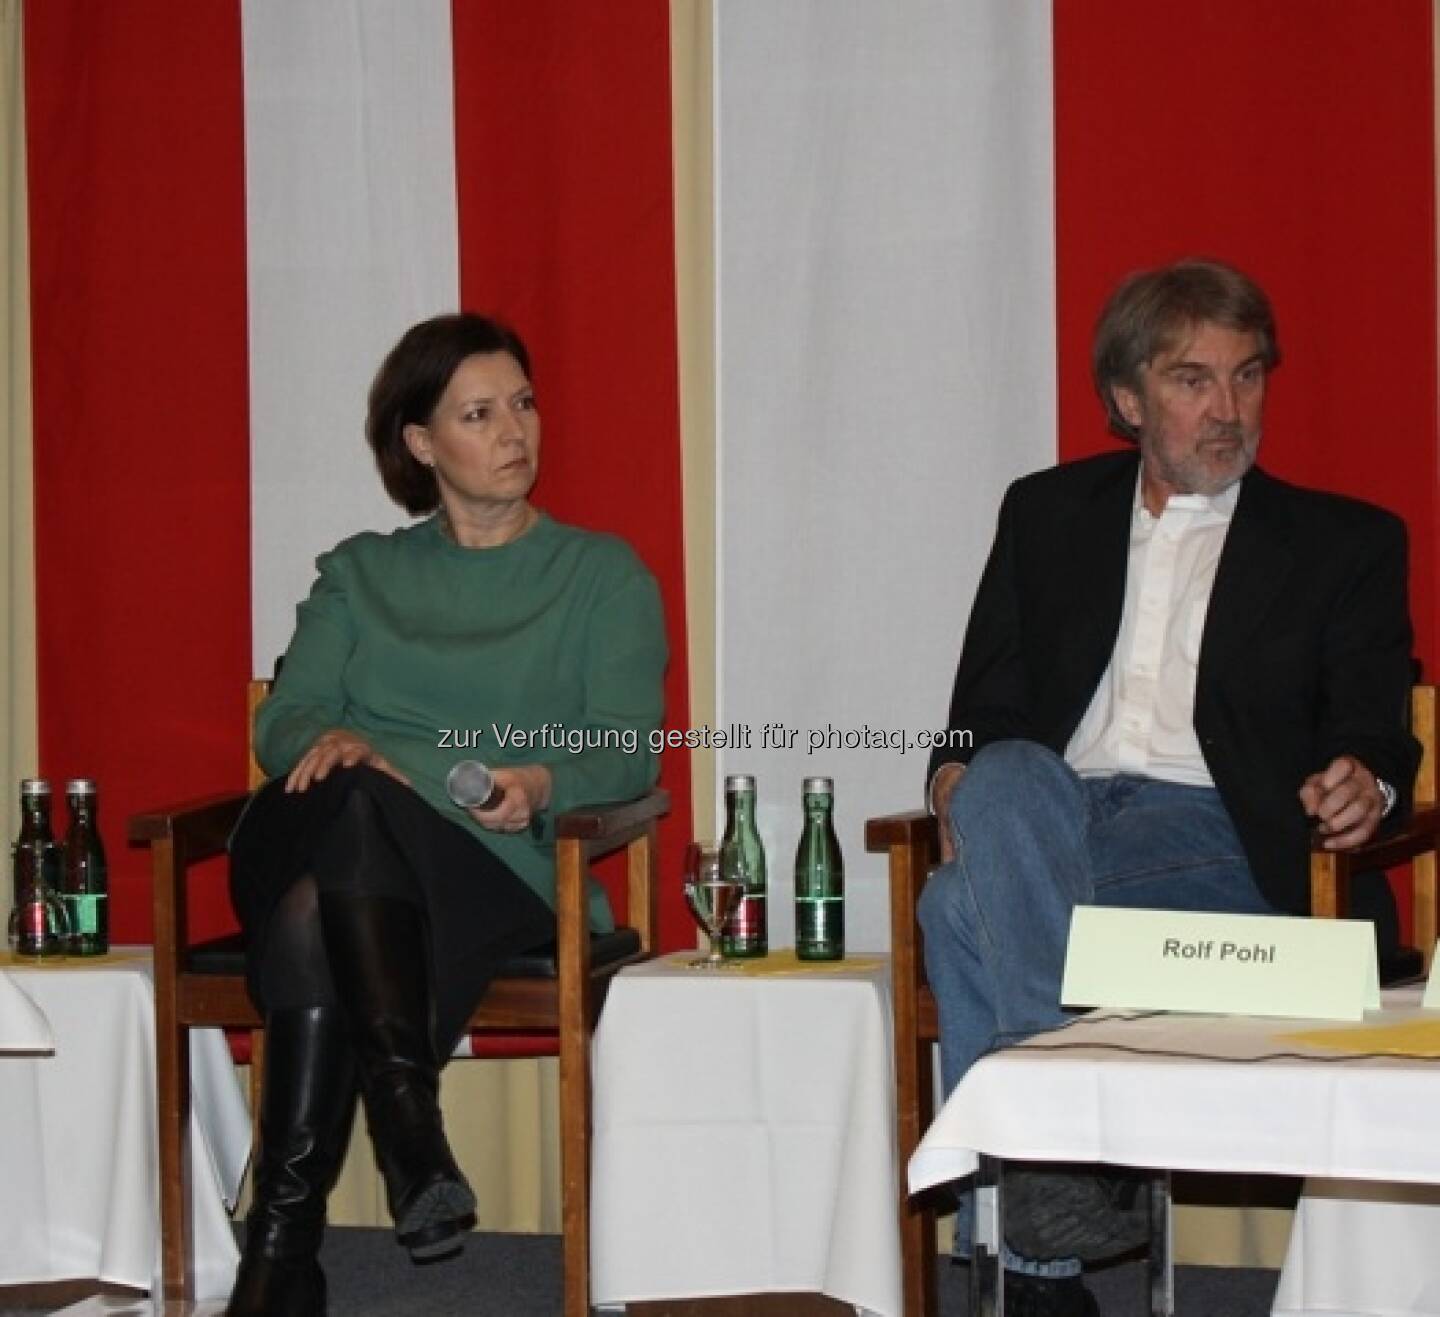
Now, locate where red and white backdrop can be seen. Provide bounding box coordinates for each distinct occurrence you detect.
[10,0,1439,962]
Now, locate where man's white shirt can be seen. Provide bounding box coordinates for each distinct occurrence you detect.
[1064,476,1239,786]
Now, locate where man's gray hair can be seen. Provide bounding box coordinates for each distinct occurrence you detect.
[1093,259,1280,442]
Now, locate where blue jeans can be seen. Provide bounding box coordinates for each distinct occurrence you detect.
[917,740,1272,1274]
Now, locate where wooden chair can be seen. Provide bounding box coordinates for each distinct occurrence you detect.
[130,679,668,1316]
[865,683,1440,1317]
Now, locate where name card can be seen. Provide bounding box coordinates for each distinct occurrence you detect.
[1424,943,1440,1009]
[1061,906,1379,1021]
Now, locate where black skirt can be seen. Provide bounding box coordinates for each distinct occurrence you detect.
[228,764,555,1042]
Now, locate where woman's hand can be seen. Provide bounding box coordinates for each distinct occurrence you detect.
[286,729,412,793]
[469,764,553,833]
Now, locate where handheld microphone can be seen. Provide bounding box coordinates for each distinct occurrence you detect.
[446,760,505,811]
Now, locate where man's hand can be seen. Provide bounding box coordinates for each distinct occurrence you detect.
[1298,755,1384,851]
[929,761,967,863]
[470,764,553,834]
[286,729,411,793]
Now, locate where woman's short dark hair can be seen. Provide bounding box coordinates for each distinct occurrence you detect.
[366,313,532,514]
[1092,259,1280,442]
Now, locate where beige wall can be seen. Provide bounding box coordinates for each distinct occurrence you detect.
[0,0,38,919]
[237,1058,563,1231]
[672,0,716,839]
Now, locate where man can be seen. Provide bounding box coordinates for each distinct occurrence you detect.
[920,259,1418,1315]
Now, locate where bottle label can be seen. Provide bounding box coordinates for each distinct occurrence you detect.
[722,892,768,956]
[796,895,844,958]
[21,901,47,944]
[12,897,66,957]
[64,893,107,937]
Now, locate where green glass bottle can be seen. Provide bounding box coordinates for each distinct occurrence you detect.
[719,774,768,958]
[794,776,844,961]
[9,778,66,958]
[62,779,109,956]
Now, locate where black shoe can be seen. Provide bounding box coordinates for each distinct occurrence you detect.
[1004,1163,1150,1263]
[319,894,477,1262]
[1004,1272,1100,1317]
[228,1006,358,1316]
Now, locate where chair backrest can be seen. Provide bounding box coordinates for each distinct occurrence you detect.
[1411,685,1436,809]
[246,678,271,791]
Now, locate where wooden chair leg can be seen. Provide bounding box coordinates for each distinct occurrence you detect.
[1414,851,1438,971]
[895,1038,937,1317]
[158,1024,191,1299]
[900,1195,936,1317]
[248,1027,266,1172]
[1309,849,1345,918]
[248,1028,266,1111]
[560,1023,592,1317]
[557,835,593,1317]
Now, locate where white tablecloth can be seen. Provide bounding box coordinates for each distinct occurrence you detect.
[908,991,1440,1316]
[0,950,251,1300]
[590,952,902,1316]
[1275,1179,1440,1317]
[0,967,52,1052]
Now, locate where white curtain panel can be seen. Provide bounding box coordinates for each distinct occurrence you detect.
[715,0,1057,949]
[243,0,459,673]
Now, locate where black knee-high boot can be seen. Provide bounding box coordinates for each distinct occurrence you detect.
[228,1006,358,1317]
[318,892,477,1262]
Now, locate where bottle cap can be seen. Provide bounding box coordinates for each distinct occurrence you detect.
[725,774,757,792]
[66,779,97,796]
[20,779,50,796]
[802,776,834,795]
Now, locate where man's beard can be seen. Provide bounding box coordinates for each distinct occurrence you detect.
[1154,421,1258,496]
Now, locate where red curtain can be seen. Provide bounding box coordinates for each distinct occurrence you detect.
[25,2,252,944]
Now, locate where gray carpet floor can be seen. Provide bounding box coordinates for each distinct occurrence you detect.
[0,1230,1282,1314]
[321,1229,1281,1315]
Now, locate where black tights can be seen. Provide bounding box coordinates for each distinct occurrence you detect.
[258,784,421,1012]
[257,875,334,1011]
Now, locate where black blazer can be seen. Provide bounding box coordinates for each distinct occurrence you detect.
[928,450,1420,914]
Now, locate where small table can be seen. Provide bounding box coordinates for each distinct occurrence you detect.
[590,951,902,1316]
[909,991,1440,1315]
[0,949,251,1301]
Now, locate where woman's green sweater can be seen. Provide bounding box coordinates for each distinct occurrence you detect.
[255,513,666,929]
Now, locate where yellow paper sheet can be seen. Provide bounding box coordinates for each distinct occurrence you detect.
[664,949,883,977]
[0,947,147,970]
[1281,1018,1440,1057]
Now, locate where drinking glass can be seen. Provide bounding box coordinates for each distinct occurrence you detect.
[682,842,743,969]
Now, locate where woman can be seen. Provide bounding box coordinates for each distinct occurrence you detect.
[226,314,666,1315]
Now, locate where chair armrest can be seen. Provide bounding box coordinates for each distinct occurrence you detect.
[1308,806,1440,874]
[556,789,669,842]
[130,791,251,980]
[554,790,668,960]
[865,810,938,860]
[865,811,938,957]
[1311,806,1440,970]
[129,791,251,858]
[866,810,942,1056]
